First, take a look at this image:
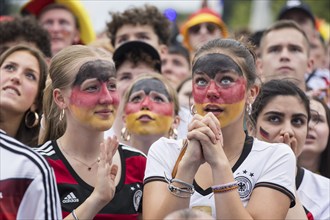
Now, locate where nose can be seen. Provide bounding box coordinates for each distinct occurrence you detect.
[10,71,22,85]
[99,84,113,104]
[279,48,290,61]
[280,120,294,138]
[161,59,172,75]
[199,24,208,35]
[206,81,220,101]
[141,96,151,110]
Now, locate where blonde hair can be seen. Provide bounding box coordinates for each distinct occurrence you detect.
[40,45,114,143]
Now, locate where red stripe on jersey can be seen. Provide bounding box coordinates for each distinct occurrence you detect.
[63,211,138,220]
[124,155,146,184]
[47,159,77,184]
[0,178,32,219]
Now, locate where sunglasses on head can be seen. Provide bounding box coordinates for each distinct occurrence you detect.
[189,23,218,34]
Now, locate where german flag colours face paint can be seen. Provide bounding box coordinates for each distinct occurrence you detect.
[69,60,119,130]
[192,53,247,127]
[124,78,174,135]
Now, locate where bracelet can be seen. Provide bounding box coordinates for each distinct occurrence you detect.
[72,209,79,220]
[212,181,238,193]
[164,173,195,198]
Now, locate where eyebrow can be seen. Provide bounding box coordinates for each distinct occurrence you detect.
[264,111,308,118]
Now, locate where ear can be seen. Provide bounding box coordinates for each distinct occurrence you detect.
[159,44,168,56]
[73,30,81,44]
[122,114,127,124]
[30,103,38,112]
[247,84,259,105]
[306,57,314,74]
[53,88,67,109]
[171,115,180,129]
[255,58,263,78]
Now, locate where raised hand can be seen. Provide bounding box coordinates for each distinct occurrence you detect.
[279,133,299,156]
[91,136,119,206]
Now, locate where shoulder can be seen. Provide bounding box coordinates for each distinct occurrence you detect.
[0,132,53,174]
[34,140,56,157]
[148,137,183,156]
[120,143,147,158]
[301,168,330,190]
[252,138,295,158]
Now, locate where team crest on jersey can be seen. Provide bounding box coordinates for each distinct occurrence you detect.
[133,189,142,212]
[235,169,255,200]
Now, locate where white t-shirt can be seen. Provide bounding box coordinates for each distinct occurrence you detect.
[144,136,296,218]
[297,167,330,220]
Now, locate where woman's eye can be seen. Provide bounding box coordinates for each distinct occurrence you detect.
[25,72,37,81]
[4,64,15,72]
[292,117,305,126]
[195,77,208,86]
[268,115,280,123]
[220,77,233,85]
[85,85,98,92]
[130,95,142,103]
[107,83,116,91]
[153,96,165,103]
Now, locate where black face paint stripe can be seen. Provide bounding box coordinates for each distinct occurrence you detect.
[73,60,116,86]
[129,78,171,101]
[192,53,243,78]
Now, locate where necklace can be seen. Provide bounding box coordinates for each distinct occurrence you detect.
[57,139,100,171]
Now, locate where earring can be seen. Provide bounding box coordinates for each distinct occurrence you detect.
[121,127,131,141]
[59,109,65,121]
[190,104,197,115]
[246,103,252,115]
[169,128,178,140]
[25,110,39,128]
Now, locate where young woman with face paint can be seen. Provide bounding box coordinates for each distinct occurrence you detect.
[249,80,330,220]
[0,45,47,146]
[143,39,297,219]
[37,45,146,220]
[121,74,180,155]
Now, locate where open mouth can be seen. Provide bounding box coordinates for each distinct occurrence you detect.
[137,114,154,122]
[204,105,224,114]
[3,86,20,96]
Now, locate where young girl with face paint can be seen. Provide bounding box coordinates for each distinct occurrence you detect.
[143,39,297,219]
[37,45,146,220]
[249,79,330,220]
[122,74,180,155]
[0,45,47,146]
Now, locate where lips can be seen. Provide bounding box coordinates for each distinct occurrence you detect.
[137,114,154,122]
[3,86,20,96]
[277,66,293,72]
[203,104,224,114]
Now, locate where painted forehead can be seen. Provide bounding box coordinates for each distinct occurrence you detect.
[73,59,115,86]
[129,78,171,101]
[193,53,243,78]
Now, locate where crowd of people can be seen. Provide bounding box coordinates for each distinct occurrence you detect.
[0,0,329,219]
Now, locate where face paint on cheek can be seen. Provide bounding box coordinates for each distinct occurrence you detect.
[259,126,270,140]
[70,86,100,107]
[125,111,174,136]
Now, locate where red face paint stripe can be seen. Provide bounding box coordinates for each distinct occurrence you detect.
[259,126,270,140]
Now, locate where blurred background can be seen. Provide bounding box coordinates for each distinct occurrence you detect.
[2,0,329,38]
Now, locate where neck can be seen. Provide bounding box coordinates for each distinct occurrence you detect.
[0,110,23,138]
[130,134,163,155]
[221,122,246,160]
[298,151,320,173]
[61,124,104,160]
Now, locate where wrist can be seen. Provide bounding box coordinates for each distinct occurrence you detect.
[88,191,109,211]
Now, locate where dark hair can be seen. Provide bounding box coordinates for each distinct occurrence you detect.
[193,38,257,88]
[0,15,51,57]
[0,45,48,146]
[310,97,330,178]
[168,43,191,69]
[249,80,311,129]
[107,5,170,47]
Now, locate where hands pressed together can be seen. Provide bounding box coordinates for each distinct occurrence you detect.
[185,112,227,168]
